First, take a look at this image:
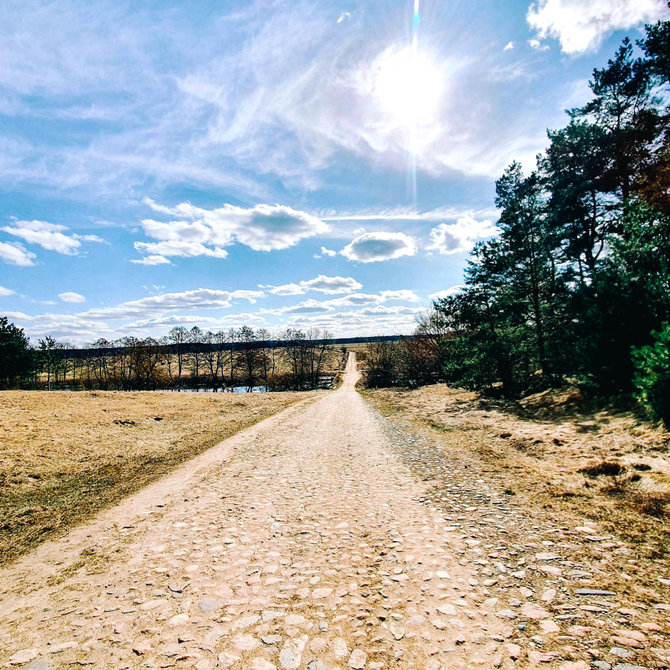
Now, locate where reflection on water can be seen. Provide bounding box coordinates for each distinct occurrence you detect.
[173,386,268,393]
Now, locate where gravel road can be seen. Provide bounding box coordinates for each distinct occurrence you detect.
[0,354,667,670]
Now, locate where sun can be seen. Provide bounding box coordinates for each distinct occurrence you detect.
[372,46,444,128]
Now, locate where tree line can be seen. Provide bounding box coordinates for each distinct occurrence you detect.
[0,318,337,392]
[365,21,670,425]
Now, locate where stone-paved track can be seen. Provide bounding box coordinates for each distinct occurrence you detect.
[0,354,666,670]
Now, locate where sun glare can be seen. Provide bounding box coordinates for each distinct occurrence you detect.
[373,47,444,127]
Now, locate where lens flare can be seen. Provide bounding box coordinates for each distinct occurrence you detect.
[373,47,443,127]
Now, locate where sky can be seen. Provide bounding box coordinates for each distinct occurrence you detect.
[0,0,667,343]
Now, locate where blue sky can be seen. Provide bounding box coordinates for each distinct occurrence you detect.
[0,0,666,342]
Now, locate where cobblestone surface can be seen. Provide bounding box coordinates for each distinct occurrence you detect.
[0,354,667,669]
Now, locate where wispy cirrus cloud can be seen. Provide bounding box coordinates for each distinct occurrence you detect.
[0,0,587,202]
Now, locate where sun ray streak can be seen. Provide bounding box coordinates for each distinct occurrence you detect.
[409,0,421,204]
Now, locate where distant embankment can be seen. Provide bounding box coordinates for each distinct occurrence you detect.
[60,335,402,358]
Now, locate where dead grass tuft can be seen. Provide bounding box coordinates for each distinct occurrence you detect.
[579,460,625,478]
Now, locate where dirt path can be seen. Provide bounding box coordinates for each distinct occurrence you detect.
[0,355,665,669]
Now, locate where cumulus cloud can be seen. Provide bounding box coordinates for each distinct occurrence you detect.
[73,233,106,243]
[266,289,421,315]
[341,232,417,263]
[427,216,498,255]
[134,200,329,262]
[134,241,229,259]
[124,312,267,330]
[274,299,335,315]
[527,0,667,54]
[429,285,464,301]
[325,290,420,308]
[274,309,418,338]
[264,275,363,296]
[379,290,421,302]
[130,254,172,266]
[58,291,85,303]
[82,288,263,321]
[360,304,423,317]
[2,220,81,255]
[0,285,15,296]
[266,283,304,296]
[10,282,424,343]
[0,241,36,266]
[318,246,337,257]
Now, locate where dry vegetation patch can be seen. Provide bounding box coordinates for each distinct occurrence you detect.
[365,384,670,559]
[0,389,314,565]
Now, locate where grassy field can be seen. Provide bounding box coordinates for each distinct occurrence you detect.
[365,384,670,559]
[0,389,315,565]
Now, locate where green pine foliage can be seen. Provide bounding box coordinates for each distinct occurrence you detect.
[0,316,34,388]
[415,20,670,402]
[632,324,670,425]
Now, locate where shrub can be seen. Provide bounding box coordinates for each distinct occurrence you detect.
[632,323,670,426]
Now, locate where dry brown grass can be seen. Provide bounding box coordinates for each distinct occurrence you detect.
[365,384,670,559]
[0,389,315,565]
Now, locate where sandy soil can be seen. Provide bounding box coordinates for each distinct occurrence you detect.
[0,356,668,669]
[365,385,670,559]
[0,390,313,564]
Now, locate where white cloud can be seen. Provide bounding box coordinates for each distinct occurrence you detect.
[527,0,667,55]
[341,232,417,263]
[379,290,421,303]
[360,304,423,317]
[504,41,515,51]
[265,283,304,296]
[427,216,498,255]
[230,289,265,303]
[134,200,329,262]
[0,285,15,297]
[124,312,267,330]
[2,220,81,255]
[528,38,549,51]
[130,254,172,266]
[317,246,337,257]
[265,275,363,296]
[82,288,244,320]
[58,291,85,303]
[265,289,421,315]
[0,241,36,266]
[429,285,464,301]
[321,205,500,228]
[73,233,106,243]
[10,283,424,343]
[276,299,335,315]
[274,309,418,338]
[172,4,562,184]
[0,1,573,198]
[134,240,229,259]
